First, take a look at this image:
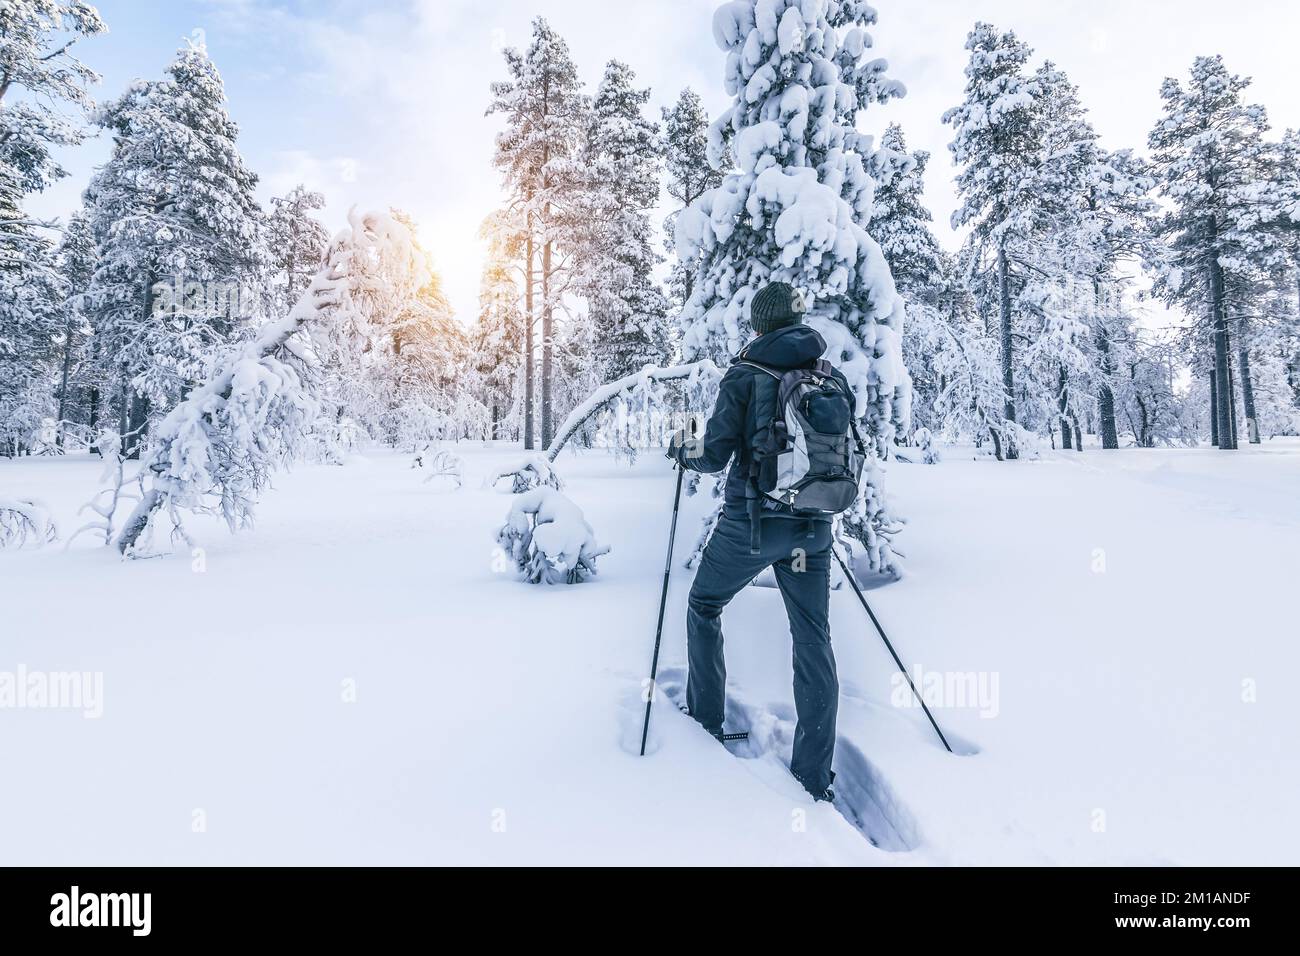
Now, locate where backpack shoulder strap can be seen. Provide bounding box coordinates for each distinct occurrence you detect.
[735,359,782,381]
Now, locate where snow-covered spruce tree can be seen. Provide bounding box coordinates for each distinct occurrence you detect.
[577,59,673,382]
[83,39,265,457]
[674,0,910,572]
[662,87,726,314]
[870,124,947,436]
[0,0,105,455]
[1148,55,1275,450]
[488,18,590,449]
[943,23,1041,458]
[266,185,329,320]
[109,210,427,556]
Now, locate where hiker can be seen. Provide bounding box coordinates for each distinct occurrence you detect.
[668,281,858,802]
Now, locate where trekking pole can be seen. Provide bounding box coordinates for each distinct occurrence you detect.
[639,464,686,756]
[832,548,953,754]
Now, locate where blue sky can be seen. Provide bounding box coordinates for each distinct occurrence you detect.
[28,0,1300,324]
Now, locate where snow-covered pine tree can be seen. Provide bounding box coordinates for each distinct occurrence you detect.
[1076,148,1160,449]
[488,18,590,449]
[675,0,910,572]
[0,0,105,455]
[662,87,725,314]
[382,221,466,448]
[1148,55,1275,450]
[266,185,329,320]
[471,223,525,441]
[83,39,265,456]
[1271,130,1300,421]
[51,209,97,447]
[865,124,1013,454]
[943,23,1041,458]
[0,214,60,455]
[577,59,673,383]
[1018,61,1099,451]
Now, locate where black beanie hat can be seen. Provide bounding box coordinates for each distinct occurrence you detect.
[750,282,807,334]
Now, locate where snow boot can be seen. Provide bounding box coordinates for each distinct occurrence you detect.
[799,770,836,803]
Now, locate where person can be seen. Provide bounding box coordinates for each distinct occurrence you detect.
[667,281,845,801]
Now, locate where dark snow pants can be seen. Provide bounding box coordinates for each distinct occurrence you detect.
[686,513,837,796]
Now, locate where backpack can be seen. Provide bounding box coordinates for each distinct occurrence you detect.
[738,357,866,549]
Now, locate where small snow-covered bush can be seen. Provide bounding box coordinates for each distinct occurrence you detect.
[896,427,940,465]
[495,487,609,585]
[0,497,58,549]
[415,448,464,489]
[495,454,563,494]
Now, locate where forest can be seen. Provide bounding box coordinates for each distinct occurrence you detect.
[3,0,1299,872]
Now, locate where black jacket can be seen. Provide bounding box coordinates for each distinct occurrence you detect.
[673,324,850,520]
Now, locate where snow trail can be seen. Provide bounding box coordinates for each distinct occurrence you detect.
[656,666,919,852]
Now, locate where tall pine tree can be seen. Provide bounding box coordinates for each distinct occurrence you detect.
[943,23,1040,458]
[1148,55,1273,450]
[488,18,589,449]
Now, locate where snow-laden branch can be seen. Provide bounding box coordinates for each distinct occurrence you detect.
[112,209,428,557]
[544,359,722,462]
[0,497,58,549]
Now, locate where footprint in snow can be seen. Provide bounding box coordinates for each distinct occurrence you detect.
[653,666,919,852]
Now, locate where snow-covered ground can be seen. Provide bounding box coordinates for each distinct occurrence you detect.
[1,440,1297,865]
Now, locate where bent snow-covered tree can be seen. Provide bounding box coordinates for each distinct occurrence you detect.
[675,0,911,573]
[112,210,428,556]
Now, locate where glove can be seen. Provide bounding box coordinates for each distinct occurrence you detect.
[665,429,688,463]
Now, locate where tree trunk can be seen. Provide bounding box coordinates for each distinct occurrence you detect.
[126,391,150,460]
[1057,365,1072,450]
[1093,278,1119,449]
[1237,344,1260,444]
[523,223,535,451]
[1226,334,1239,447]
[117,379,130,451]
[55,314,77,449]
[1207,253,1236,449]
[1209,369,1219,446]
[996,239,1018,459]
[541,237,554,449]
[88,386,100,455]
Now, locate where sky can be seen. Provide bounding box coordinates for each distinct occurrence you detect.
[27,0,1300,326]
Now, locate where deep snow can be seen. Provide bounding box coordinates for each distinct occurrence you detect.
[1,440,1297,865]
